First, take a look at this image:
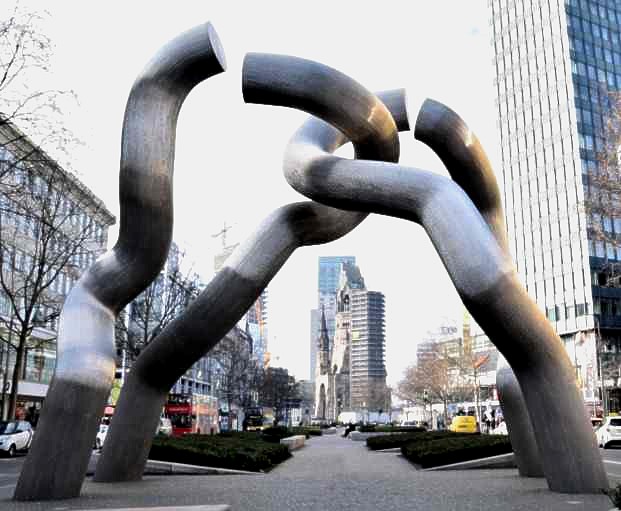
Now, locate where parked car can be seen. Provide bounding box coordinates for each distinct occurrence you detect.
[448,415,478,434]
[157,417,173,436]
[596,416,621,448]
[95,424,108,450]
[0,420,33,457]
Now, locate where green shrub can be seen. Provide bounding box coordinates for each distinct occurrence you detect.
[218,430,262,440]
[357,424,376,432]
[290,426,322,437]
[401,434,512,468]
[149,433,291,472]
[366,430,471,450]
[375,425,427,433]
[260,426,292,443]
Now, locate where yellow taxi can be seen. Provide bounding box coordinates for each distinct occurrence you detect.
[449,415,478,433]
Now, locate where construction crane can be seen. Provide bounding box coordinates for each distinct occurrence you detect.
[211,221,232,249]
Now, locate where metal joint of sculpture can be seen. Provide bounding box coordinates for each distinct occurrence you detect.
[241,52,607,493]
[94,59,408,481]
[14,21,607,502]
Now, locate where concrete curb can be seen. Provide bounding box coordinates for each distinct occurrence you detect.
[372,447,402,453]
[280,435,306,451]
[87,454,259,476]
[76,506,230,511]
[422,452,517,471]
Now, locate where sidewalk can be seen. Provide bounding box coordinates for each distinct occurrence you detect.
[0,434,614,510]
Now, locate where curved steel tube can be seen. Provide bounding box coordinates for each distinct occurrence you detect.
[496,355,544,477]
[14,23,227,501]
[242,53,607,493]
[94,87,405,482]
[414,99,544,478]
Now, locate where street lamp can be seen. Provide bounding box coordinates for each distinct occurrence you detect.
[594,314,609,417]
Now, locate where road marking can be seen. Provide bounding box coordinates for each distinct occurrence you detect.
[604,460,621,465]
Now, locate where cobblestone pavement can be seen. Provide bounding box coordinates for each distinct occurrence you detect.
[0,434,615,510]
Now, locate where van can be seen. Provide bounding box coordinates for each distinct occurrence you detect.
[449,415,478,433]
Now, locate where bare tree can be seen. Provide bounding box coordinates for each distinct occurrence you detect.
[396,342,475,422]
[115,259,201,364]
[210,327,262,423]
[0,1,96,421]
[584,90,621,285]
[366,378,390,417]
[0,2,79,179]
[397,353,452,420]
[259,367,299,425]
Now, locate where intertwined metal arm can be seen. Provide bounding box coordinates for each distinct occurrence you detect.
[242,53,607,494]
[94,83,406,482]
[14,23,227,501]
[414,99,544,478]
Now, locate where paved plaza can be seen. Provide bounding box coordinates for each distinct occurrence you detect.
[0,434,616,510]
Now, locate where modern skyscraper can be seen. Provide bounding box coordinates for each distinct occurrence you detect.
[489,0,621,412]
[317,256,356,345]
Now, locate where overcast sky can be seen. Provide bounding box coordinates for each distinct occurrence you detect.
[11,0,499,386]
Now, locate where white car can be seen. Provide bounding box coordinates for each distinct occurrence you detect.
[595,417,621,449]
[95,424,108,450]
[0,420,33,457]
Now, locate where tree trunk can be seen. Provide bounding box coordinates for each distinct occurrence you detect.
[443,397,448,426]
[8,331,27,420]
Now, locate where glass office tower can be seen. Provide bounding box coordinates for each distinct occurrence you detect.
[317,256,356,342]
[489,0,621,412]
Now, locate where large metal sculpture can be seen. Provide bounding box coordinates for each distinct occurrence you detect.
[15,22,606,501]
[241,52,607,493]
[14,23,227,501]
[94,84,407,481]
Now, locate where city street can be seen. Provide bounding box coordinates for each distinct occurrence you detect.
[0,439,617,510]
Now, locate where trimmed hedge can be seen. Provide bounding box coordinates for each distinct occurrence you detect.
[401,434,512,468]
[366,430,472,450]
[358,424,426,433]
[149,433,291,472]
[260,426,323,442]
[290,426,322,437]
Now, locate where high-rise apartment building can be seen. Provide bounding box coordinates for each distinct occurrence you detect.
[350,290,387,411]
[489,0,621,411]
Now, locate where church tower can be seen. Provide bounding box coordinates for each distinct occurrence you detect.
[317,306,331,375]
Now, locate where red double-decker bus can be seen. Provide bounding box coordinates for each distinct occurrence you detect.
[164,393,219,436]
